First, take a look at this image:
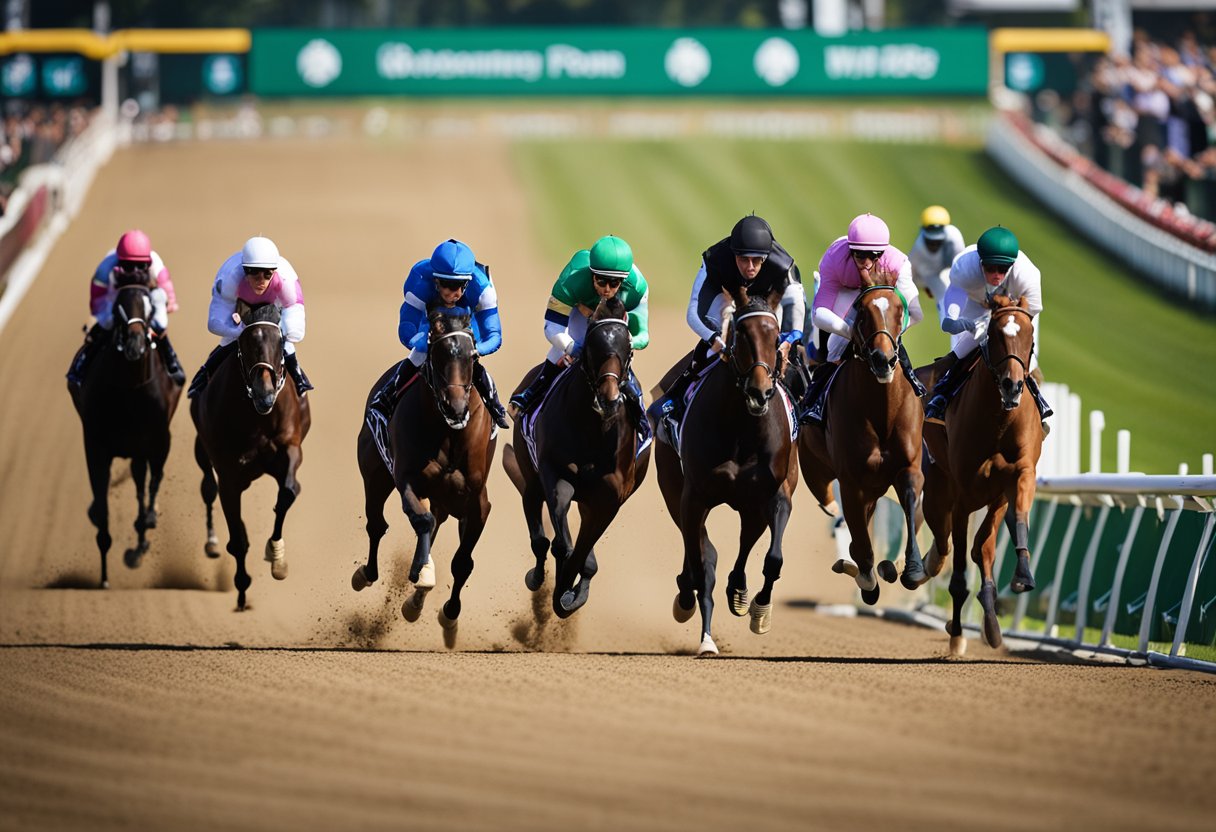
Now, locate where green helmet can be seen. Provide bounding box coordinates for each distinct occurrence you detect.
[589,235,633,278]
[977,226,1019,266]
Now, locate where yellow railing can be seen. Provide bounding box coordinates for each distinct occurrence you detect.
[0,28,250,58]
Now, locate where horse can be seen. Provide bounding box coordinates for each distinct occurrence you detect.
[797,282,927,604]
[653,293,798,656]
[69,283,182,587]
[354,308,496,645]
[501,297,650,619]
[918,294,1043,656]
[190,300,311,611]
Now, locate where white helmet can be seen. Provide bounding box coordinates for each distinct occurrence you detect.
[241,236,280,269]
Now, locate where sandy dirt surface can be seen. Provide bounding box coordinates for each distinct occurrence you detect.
[1,137,1214,832]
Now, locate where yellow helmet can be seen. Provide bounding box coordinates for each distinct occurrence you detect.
[920,205,951,228]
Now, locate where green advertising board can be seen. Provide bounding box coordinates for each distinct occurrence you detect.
[251,28,988,97]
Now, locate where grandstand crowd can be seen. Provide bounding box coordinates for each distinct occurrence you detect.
[0,103,91,218]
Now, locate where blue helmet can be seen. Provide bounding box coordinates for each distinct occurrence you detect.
[430,239,476,281]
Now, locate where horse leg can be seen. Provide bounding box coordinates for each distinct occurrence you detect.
[399,481,436,622]
[1007,467,1037,593]
[264,446,302,582]
[974,502,1007,649]
[681,495,718,656]
[522,479,550,592]
[195,436,221,559]
[84,443,113,589]
[545,478,577,619]
[896,464,927,590]
[947,505,970,656]
[124,457,150,570]
[439,490,491,648]
[921,458,953,579]
[555,497,617,617]
[841,487,880,604]
[750,486,793,635]
[354,449,393,591]
[217,479,251,611]
[727,511,767,617]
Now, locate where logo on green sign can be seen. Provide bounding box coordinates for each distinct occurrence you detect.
[2,54,36,96]
[755,37,799,87]
[204,55,242,95]
[665,38,710,88]
[298,39,343,88]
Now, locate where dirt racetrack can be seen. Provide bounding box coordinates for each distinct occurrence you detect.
[1,133,1214,832]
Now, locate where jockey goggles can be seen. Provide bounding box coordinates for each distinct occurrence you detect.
[851,250,884,262]
[435,276,469,291]
[117,259,149,274]
[592,273,623,288]
[243,265,274,277]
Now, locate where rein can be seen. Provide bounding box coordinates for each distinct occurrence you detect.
[237,320,286,402]
[425,326,476,429]
[982,305,1035,375]
[113,285,152,354]
[726,309,780,389]
[851,284,907,356]
[583,317,632,390]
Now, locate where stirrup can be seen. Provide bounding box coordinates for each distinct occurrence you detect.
[924,395,947,424]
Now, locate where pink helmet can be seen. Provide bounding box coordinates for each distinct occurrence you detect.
[116,229,153,263]
[846,213,890,251]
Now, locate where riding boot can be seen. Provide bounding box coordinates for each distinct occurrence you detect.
[367,360,419,455]
[898,342,927,397]
[285,352,314,395]
[187,341,238,399]
[923,353,963,423]
[472,360,509,429]
[66,324,106,390]
[155,332,187,385]
[799,361,835,425]
[1025,374,1054,421]
[509,359,562,418]
[622,367,647,426]
[815,329,830,365]
[648,340,712,423]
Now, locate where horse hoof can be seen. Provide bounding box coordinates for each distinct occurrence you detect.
[727,585,749,616]
[524,567,544,592]
[204,537,221,559]
[438,606,458,649]
[265,539,287,580]
[672,594,695,623]
[402,589,428,623]
[832,557,859,579]
[900,563,928,590]
[860,584,880,606]
[351,566,374,591]
[123,548,144,570]
[554,591,578,618]
[949,635,968,657]
[415,560,436,590]
[145,510,158,530]
[982,614,1003,649]
[855,567,878,593]
[876,560,898,583]
[697,634,719,657]
[100,579,109,590]
[749,600,772,635]
[1010,578,1036,594]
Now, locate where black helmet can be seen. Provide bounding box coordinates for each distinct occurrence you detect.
[730,215,774,257]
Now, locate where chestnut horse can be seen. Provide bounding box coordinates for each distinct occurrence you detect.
[502,297,650,619]
[798,283,926,604]
[654,294,798,656]
[919,294,1043,655]
[70,284,182,587]
[191,301,311,610]
[354,309,496,646]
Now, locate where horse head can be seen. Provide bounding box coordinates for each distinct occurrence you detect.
[850,280,907,384]
[582,297,632,422]
[235,300,285,416]
[984,295,1034,411]
[112,283,153,363]
[726,295,781,416]
[425,308,476,429]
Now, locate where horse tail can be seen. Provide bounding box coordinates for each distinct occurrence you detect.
[501,442,527,495]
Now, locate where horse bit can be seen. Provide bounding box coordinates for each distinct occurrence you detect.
[237,320,286,401]
[851,284,908,357]
[583,317,632,390]
[981,305,1035,375]
[726,309,781,389]
[113,284,153,354]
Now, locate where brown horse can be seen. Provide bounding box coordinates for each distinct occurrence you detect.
[654,294,799,656]
[502,297,650,619]
[798,283,926,604]
[919,295,1043,655]
[190,301,311,610]
[69,284,182,587]
[354,309,496,646]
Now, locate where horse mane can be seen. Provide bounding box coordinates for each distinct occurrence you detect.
[239,301,281,326]
[738,295,773,317]
[989,294,1027,312]
[591,296,627,322]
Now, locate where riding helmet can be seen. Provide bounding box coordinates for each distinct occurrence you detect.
[116,229,153,263]
[589,235,633,277]
[729,215,774,257]
[920,205,950,241]
[847,213,890,251]
[241,236,280,270]
[431,239,475,281]
[977,226,1019,266]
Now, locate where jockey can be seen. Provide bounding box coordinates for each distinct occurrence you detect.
[508,234,649,418]
[908,204,965,321]
[187,235,312,398]
[365,239,508,447]
[649,214,805,423]
[924,225,1051,424]
[802,212,926,422]
[66,229,185,388]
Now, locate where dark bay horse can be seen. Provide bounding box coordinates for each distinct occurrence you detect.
[798,283,926,605]
[69,284,182,587]
[654,295,798,656]
[354,309,496,646]
[190,301,311,610]
[502,297,650,619]
[919,295,1043,655]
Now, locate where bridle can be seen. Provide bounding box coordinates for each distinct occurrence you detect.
[113,284,152,355]
[236,320,286,404]
[725,309,780,394]
[981,304,1034,377]
[850,284,908,356]
[425,326,476,429]
[583,317,632,389]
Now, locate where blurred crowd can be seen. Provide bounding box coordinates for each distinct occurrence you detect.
[0,103,93,218]
[1053,29,1216,220]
